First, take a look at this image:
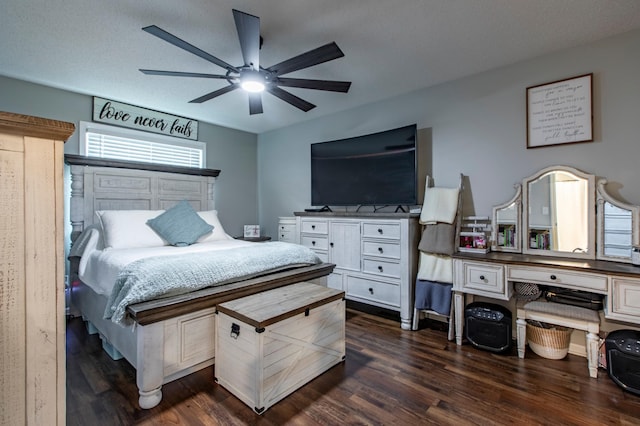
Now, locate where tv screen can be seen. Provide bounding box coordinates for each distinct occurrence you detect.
[311,124,422,207]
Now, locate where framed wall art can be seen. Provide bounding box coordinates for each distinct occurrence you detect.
[526,73,593,148]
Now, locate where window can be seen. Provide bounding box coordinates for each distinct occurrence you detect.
[79,121,205,168]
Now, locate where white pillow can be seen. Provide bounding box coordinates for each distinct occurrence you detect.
[197,210,234,242]
[96,210,167,249]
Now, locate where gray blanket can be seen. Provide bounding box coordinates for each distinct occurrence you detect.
[104,241,321,326]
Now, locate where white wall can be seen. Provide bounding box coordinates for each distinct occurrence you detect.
[258,29,640,238]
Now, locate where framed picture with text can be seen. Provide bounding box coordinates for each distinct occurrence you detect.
[243,225,260,238]
[526,73,593,148]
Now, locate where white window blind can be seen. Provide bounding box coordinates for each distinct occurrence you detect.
[80,121,205,168]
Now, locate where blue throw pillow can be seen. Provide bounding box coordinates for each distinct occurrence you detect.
[147,201,213,246]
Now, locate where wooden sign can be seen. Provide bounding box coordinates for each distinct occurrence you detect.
[526,74,592,148]
[92,97,198,140]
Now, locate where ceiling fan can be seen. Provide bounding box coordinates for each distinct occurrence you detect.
[139,9,352,115]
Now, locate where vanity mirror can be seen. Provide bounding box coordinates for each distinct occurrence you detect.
[596,179,640,263]
[522,165,595,259]
[491,165,639,262]
[492,184,522,252]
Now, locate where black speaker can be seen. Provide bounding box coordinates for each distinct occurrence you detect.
[465,302,512,353]
[606,329,640,396]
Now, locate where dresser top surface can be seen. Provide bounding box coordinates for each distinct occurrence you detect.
[295,211,419,219]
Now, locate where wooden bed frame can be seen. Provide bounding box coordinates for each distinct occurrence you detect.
[65,155,333,409]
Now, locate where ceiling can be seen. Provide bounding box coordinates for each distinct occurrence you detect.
[2,1,640,134]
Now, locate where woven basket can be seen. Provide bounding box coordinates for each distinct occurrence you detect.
[526,323,572,360]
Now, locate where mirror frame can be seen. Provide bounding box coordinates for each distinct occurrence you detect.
[596,178,640,263]
[522,165,595,260]
[491,184,522,253]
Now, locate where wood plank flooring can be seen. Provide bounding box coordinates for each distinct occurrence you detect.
[66,306,640,425]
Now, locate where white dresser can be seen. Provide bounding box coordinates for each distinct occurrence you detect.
[277,216,298,243]
[295,212,420,329]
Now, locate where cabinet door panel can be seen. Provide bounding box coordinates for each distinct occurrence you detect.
[610,277,640,321]
[329,221,361,271]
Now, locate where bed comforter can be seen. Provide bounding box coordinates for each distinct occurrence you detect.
[103,241,321,325]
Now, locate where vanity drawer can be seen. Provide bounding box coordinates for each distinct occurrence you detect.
[301,235,328,250]
[362,240,401,259]
[346,275,400,308]
[362,259,401,279]
[300,220,328,235]
[456,261,506,298]
[609,277,640,323]
[507,266,607,293]
[362,222,400,240]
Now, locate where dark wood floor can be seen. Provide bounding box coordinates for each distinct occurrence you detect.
[66,306,640,425]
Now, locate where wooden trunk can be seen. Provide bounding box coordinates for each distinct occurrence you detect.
[0,112,74,425]
[215,282,345,414]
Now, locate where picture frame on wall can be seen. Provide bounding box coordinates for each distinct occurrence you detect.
[526,73,593,149]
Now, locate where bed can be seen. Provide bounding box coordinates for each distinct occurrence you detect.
[65,155,334,409]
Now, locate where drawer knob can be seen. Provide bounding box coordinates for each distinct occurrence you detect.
[378,247,384,253]
[550,275,557,280]
[330,242,334,247]
[311,225,316,230]
[369,287,374,294]
[378,266,383,272]
[281,234,284,238]
[479,275,485,281]
[311,241,316,246]
[378,228,383,234]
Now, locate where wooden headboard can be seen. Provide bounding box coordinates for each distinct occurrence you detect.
[65,154,221,242]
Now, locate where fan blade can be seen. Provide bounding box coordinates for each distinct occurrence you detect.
[266,42,344,76]
[248,92,263,115]
[267,86,315,112]
[189,84,238,103]
[142,25,239,73]
[140,69,230,80]
[276,77,351,92]
[232,9,260,69]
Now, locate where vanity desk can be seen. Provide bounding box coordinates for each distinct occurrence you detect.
[452,251,640,346]
[452,166,640,371]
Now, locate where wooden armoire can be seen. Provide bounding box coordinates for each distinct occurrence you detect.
[0,112,74,425]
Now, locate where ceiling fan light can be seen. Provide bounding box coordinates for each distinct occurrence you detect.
[240,70,265,92]
[241,80,265,93]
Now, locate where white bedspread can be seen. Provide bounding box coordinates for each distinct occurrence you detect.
[104,241,321,325]
[80,238,255,296]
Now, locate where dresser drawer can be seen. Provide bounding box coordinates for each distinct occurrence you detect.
[278,229,296,243]
[301,235,328,250]
[456,261,506,298]
[362,240,401,259]
[507,266,607,293]
[279,223,296,233]
[346,275,400,307]
[362,259,401,279]
[314,250,329,263]
[362,222,400,240]
[609,277,640,322]
[301,220,328,235]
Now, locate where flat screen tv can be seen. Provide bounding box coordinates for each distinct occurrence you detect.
[311,124,429,208]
